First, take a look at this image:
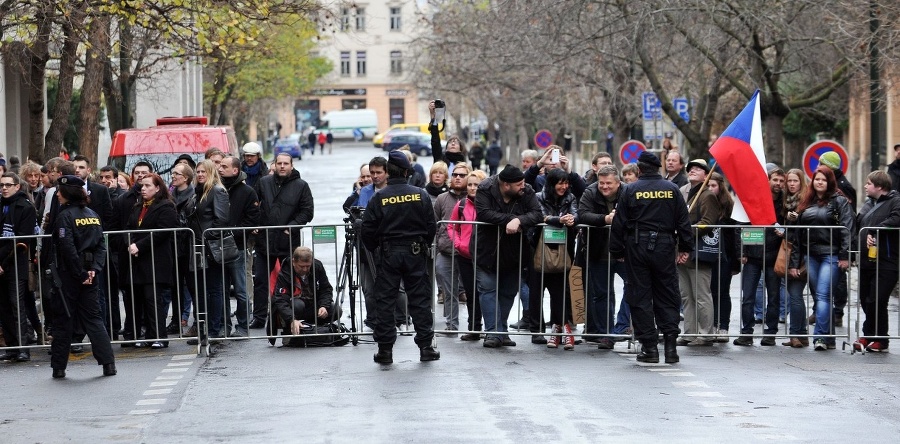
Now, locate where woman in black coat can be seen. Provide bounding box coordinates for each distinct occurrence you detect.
[126,173,179,348]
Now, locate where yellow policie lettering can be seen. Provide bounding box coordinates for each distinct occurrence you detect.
[635,190,674,199]
[381,193,422,206]
[74,217,101,226]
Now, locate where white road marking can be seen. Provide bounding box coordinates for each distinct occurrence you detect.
[128,409,160,415]
[136,398,167,406]
[143,389,173,396]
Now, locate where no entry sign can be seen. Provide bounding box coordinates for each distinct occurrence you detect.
[619,140,647,164]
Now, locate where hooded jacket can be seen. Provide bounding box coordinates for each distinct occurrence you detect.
[0,190,38,270]
[856,190,900,270]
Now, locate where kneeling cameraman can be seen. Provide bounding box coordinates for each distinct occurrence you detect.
[272,246,334,336]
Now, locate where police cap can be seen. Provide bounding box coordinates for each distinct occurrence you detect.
[638,151,661,168]
[58,175,85,188]
[388,150,412,170]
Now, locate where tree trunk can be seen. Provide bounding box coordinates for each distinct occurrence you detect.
[763,113,786,166]
[44,21,81,161]
[26,9,52,164]
[783,139,805,172]
[78,15,110,166]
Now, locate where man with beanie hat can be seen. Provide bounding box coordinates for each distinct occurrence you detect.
[360,150,439,364]
[473,164,543,348]
[610,151,693,363]
[817,150,855,326]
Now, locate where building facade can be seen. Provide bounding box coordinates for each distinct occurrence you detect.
[297,1,430,136]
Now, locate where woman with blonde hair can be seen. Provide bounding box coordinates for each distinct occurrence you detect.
[425,161,450,200]
[184,159,230,341]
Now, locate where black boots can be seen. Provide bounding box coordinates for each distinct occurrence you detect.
[52,368,66,379]
[636,342,659,363]
[374,345,393,364]
[103,363,117,376]
[664,334,680,364]
[420,346,440,361]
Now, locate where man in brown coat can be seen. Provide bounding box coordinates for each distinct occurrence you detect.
[677,159,722,346]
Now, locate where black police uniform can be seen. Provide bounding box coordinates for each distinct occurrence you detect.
[610,164,692,363]
[360,177,437,357]
[48,192,115,377]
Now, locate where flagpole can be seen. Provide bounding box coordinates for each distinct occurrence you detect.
[688,160,717,214]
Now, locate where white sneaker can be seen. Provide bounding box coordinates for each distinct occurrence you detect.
[398,324,413,336]
[714,328,729,343]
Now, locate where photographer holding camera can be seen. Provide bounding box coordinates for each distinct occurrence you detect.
[429,100,469,171]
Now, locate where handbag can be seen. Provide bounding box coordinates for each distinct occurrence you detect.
[207,231,240,264]
[533,228,571,273]
[696,227,721,263]
[774,239,806,279]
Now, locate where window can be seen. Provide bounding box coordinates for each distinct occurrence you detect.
[340,51,350,76]
[390,7,401,30]
[355,7,366,31]
[356,51,366,76]
[340,8,350,31]
[390,51,402,75]
[342,99,367,110]
[389,98,405,125]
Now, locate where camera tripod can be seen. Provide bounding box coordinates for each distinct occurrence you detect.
[335,217,376,346]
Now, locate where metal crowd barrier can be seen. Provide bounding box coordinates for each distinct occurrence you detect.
[852,226,900,354]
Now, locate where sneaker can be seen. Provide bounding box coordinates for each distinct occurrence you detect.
[597,338,615,350]
[397,324,413,336]
[483,337,502,348]
[866,341,887,352]
[562,324,575,350]
[733,336,753,346]
[713,328,729,343]
[760,336,776,346]
[813,339,827,351]
[547,324,561,349]
[853,338,869,352]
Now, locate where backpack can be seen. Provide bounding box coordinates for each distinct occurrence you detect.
[281,322,351,347]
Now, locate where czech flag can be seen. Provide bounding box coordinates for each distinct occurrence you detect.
[709,90,776,225]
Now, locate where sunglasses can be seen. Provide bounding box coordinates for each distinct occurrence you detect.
[451,173,467,178]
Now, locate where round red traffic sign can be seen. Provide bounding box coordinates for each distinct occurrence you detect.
[802,140,848,178]
[619,140,647,164]
[534,129,553,149]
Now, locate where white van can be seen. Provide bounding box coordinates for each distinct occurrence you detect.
[321,109,378,140]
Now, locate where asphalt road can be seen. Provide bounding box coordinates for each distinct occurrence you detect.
[2,141,900,443]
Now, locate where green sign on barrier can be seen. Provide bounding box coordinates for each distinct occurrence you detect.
[543,226,567,244]
[312,226,337,244]
[741,228,765,245]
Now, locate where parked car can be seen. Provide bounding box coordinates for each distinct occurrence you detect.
[373,123,444,148]
[382,131,432,157]
[274,133,303,159]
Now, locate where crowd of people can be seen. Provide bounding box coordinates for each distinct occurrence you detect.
[2,120,898,372]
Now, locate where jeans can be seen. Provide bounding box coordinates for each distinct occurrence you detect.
[477,267,519,340]
[739,260,781,335]
[785,278,809,335]
[585,260,621,336]
[807,254,839,343]
[224,252,250,332]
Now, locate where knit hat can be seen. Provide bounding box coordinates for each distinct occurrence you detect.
[765,162,780,174]
[638,151,661,168]
[497,164,525,182]
[819,151,841,170]
[387,150,411,170]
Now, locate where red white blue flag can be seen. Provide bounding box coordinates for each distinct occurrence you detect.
[709,90,776,225]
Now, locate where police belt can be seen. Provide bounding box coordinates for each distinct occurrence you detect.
[381,237,428,254]
[629,230,675,242]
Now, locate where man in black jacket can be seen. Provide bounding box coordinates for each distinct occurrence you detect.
[251,153,314,329]
[579,165,629,349]
[219,156,260,337]
[474,165,543,348]
[272,247,334,337]
[854,171,900,352]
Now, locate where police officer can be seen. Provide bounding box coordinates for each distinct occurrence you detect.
[48,175,116,379]
[360,151,438,364]
[610,152,693,363]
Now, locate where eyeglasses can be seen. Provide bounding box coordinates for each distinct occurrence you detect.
[0,183,17,188]
[451,173,467,178]
[171,172,184,177]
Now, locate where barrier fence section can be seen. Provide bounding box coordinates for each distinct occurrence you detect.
[4,220,897,357]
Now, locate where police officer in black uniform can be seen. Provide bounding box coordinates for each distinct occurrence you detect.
[610,152,693,363]
[48,175,116,379]
[360,151,438,364]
